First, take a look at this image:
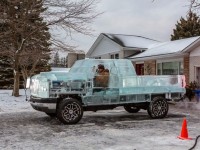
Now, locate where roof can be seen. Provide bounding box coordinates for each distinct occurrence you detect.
[130,36,200,59]
[86,33,161,57]
[103,33,161,49]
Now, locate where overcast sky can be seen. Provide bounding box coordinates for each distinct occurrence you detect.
[54,0,191,53]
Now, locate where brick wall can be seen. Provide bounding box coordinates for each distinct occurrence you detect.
[144,60,156,75]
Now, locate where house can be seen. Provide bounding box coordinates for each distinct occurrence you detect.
[86,33,200,85]
[86,33,160,75]
[66,52,85,68]
[87,33,160,59]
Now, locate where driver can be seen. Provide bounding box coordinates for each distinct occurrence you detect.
[94,64,109,87]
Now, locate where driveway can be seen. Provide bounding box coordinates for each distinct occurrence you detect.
[0,103,200,150]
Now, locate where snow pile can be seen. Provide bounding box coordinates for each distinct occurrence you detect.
[0,89,32,113]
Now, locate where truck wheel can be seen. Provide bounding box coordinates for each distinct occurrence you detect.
[45,113,56,117]
[124,106,140,113]
[57,98,83,124]
[147,97,168,119]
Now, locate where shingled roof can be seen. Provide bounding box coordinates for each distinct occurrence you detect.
[103,33,161,49]
[130,36,200,60]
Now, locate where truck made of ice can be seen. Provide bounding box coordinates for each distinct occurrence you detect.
[28,59,186,124]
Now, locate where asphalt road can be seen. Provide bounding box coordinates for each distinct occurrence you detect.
[0,103,200,150]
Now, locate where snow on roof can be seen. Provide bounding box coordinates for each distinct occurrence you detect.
[130,36,200,59]
[103,33,161,49]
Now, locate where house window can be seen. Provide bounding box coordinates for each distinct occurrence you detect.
[157,61,183,75]
[110,53,119,59]
[179,62,184,75]
[95,57,101,59]
[115,54,119,59]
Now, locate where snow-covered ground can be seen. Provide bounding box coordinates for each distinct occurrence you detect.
[0,90,32,113]
[0,89,200,150]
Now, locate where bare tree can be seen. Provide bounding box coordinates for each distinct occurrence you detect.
[172,0,200,12]
[19,47,51,82]
[189,0,200,10]
[44,0,101,52]
[44,0,99,35]
[0,0,99,96]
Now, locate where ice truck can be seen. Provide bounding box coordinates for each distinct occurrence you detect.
[27,59,186,124]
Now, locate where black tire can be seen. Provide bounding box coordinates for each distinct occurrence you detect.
[45,113,56,117]
[147,97,168,119]
[57,98,83,124]
[147,107,151,116]
[124,106,140,113]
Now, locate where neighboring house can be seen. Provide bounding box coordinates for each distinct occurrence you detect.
[51,67,70,72]
[87,33,200,85]
[66,52,85,68]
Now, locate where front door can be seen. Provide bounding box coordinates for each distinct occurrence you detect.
[136,64,144,75]
[196,67,200,85]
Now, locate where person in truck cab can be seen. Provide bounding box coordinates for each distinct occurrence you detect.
[94,64,109,87]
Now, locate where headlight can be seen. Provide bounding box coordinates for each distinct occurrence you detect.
[41,87,47,91]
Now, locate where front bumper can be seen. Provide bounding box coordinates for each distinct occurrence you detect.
[30,97,57,113]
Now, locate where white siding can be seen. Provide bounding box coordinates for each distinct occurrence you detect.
[189,46,200,82]
[89,38,121,58]
[100,53,111,59]
[119,51,124,59]
[189,56,200,82]
[156,57,183,63]
[190,45,200,56]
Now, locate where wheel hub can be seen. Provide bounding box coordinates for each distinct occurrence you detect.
[69,109,74,114]
[62,102,81,122]
[58,99,83,124]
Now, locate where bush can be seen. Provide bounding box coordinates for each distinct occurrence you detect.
[185,81,199,101]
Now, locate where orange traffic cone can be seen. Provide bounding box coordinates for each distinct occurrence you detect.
[178,118,192,140]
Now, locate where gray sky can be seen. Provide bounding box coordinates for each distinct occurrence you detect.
[54,0,190,53]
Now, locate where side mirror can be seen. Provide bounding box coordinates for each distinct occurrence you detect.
[26,77,31,88]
